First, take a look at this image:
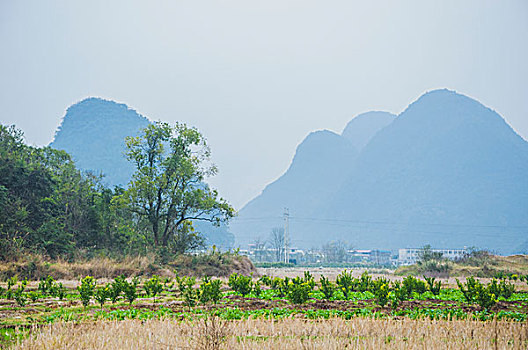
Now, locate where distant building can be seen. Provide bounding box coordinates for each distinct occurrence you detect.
[288,248,305,264]
[347,249,392,265]
[398,248,467,265]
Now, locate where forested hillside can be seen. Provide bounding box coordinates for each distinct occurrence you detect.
[0,122,234,261]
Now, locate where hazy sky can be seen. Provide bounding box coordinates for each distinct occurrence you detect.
[1,1,527,209]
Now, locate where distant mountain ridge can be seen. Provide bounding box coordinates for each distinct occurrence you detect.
[231,89,528,254]
[341,111,395,150]
[51,97,150,187]
[50,97,234,249]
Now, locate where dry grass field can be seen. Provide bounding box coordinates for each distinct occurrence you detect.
[13,317,528,350]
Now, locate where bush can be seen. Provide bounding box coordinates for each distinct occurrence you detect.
[77,276,96,308]
[390,281,408,307]
[456,277,498,310]
[144,275,163,301]
[109,275,126,303]
[28,291,41,303]
[228,273,253,296]
[424,276,442,296]
[183,277,197,308]
[5,276,18,299]
[38,275,55,296]
[122,277,139,305]
[319,275,335,299]
[401,276,427,297]
[287,282,311,304]
[487,278,515,299]
[371,278,390,307]
[355,272,372,293]
[336,270,354,299]
[253,280,262,298]
[13,280,28,306]
[199,277,222,304]
[94,286,110,309]
[51,282,67,300]
[269,277,289,298]
[259,275,272,286]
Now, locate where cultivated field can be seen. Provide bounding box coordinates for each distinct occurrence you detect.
[1,269,527,349]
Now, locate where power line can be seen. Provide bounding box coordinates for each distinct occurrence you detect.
[234,215,528,230]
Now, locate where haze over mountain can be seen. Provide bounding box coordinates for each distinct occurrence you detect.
[230,110,396,247]
[230,129,359,244]
[51,98,150,187]
[50,98,235,249]
[341,111,395,150]
[232,89,528,254]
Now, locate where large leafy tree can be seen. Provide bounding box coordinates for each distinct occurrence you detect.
[124,122,234,252]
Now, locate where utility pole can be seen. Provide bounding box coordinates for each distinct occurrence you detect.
[283,208,289,264]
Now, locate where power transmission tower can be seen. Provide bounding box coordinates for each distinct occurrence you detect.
[283,208,289,264]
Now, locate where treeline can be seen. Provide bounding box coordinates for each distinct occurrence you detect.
[0,122,233,261]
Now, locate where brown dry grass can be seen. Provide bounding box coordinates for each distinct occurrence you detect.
[0,254,167,280]
[13,317,528,350]
[0,253,257,281]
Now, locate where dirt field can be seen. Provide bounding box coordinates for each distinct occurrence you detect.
[258,267,528,290]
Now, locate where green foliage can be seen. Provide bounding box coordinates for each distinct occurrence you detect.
[355,271,373,293]
[144,275,163,301]
[253,280,262,298]
[319,275,335,299]
[228,273,253,296]
[38,275,66,300]
[94,286,110,309]
[259,275,272,286]
[7,276,17,291]
[182,277,197,308]
[124,122,234,253]
[162,277,173,290]
[174,274,197,307]
[456,277,498,310]
[77,276,96,308]
[0,122,237,261]
[109,275,126,303]
[38,275,55,296]
[286,281,311,304]
[487,278,515,299]
[122,277,139,305]
[51,282,67,300]
[28,291,40,303]
[371,278,390,307]
[13,279,28,306]
[336,270,355,299]
[424,276,442,296]
[390,281,408,307]
[198,277,222,304]
[401,276,427,296]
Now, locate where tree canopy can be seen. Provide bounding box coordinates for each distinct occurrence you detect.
[124,122,234,253]
[0,122,234,261]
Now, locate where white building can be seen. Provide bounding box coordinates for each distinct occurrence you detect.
[398,247,467,265]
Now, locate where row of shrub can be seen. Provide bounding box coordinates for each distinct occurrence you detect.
[0,271,522,310]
